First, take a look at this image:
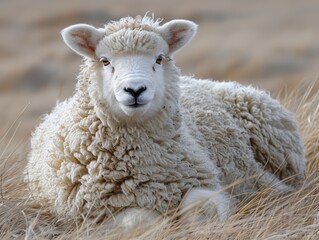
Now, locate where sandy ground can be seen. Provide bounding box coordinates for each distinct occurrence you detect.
[1,0,319,164]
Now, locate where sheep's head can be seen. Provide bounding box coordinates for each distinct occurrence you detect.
[61,16,197,122]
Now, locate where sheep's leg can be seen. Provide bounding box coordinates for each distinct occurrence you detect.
[110,207,162,230]
[180,188,232,223]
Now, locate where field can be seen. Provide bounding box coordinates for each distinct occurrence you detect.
[1,0,319,239]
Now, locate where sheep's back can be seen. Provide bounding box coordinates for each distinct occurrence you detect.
[179,76,306,197]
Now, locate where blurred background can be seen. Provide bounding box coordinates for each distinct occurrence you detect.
[1,0,319,157]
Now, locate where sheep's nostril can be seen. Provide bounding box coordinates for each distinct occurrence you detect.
[124,86,147,98]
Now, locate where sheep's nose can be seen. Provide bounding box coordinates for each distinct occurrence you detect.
[124,86,147,98]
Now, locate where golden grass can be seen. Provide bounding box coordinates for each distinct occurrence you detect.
[0,78,318,240]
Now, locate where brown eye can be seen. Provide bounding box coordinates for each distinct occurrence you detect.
[100,57,110,66]
[156,55,163,65]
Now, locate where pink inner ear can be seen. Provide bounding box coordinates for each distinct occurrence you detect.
[71,33,95,53]
[168,28,187,48]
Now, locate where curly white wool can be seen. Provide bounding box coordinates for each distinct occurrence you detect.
[25,15,305,226]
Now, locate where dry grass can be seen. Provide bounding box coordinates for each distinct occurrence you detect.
[0,78,318,240]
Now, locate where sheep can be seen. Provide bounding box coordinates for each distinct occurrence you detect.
[25,15,306,227]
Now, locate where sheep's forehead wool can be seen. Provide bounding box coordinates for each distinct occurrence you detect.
[100,16,164,54]
[101,30,163,54]
[105,16,161,35]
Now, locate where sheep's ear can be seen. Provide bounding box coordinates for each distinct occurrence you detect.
[61,24,105,59]
[159,20,197,54]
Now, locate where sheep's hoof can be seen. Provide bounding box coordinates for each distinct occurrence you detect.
[109,208,162,230]
[179,188,231,224]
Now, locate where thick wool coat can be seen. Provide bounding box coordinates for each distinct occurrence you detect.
[25,16,305,219]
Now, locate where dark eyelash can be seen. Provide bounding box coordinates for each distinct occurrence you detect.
[156,55,163,65]
[99,57,110,66]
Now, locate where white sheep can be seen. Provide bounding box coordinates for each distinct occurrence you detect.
[25,15,306,227]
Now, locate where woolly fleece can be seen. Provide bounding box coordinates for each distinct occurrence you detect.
[25,16,306,220]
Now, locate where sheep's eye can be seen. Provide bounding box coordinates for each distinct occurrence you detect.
[100,57,110,66]
[156,55,163,65]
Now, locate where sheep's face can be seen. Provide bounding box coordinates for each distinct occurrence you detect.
[61,16,197,121]
[96,52,167,120]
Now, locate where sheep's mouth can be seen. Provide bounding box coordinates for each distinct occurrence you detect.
[125,100,148,108]
[129,103,145,108]
[131,103,143,108]
[121,102,148,112]
[117,94,153,115]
